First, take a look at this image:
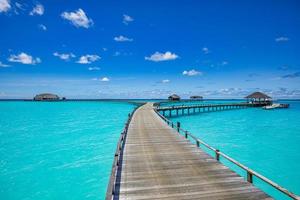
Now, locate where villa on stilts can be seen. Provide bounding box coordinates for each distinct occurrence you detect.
[245,91,289,109]
[245,92,272,107]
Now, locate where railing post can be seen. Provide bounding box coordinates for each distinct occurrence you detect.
[215,149,220,161]
[185,131,188,139]
[112,187,115,195]
[171,122,174,128]
[115,153,119,166]
[196,140,200,147]
[247,171,253,183]
[177,122,180,132]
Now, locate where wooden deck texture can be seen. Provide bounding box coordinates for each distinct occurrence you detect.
[115,103,272,200]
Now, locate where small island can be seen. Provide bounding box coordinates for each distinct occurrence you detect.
[33,93,62,101]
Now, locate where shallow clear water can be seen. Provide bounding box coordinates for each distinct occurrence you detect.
[1,100,299,199]
[0,101,134,200]
[166,100,300,199]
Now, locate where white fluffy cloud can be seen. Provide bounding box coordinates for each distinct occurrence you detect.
[0,61,10,67]
[100,77,110,82]
[77,54,100,64]
[53,52,75,61]
[275,37,289,42]
[88,67,100,71]
[38,24,47,31]
[221,61,228,66]
[30,4,44,15]
[123,14,133,25]
[61,9,93,28]
[0,0,11,13]
[145,51,178,62]
[113,51,121,56]
[114,35,133,42]
[182,69,202,76]
[8,52,41,65]
[161,79,170,83]
[202,47,210,54]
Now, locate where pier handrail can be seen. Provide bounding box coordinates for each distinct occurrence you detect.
[106,104,144,200]
[154,108,300,200]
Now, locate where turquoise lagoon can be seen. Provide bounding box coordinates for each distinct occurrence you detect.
[1,100,300,199]
[165,100,300,199]
[0,101,134,200]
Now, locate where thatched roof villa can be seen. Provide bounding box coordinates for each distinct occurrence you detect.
[245,92,272,105]
[168,94,180,101]
[34,93,60,101]
[190,95,203,100]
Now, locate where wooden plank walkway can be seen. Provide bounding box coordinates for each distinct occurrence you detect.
[113,103,272,200]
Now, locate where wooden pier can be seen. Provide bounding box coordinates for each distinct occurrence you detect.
[157,103,250,117]
[106,102,300,200]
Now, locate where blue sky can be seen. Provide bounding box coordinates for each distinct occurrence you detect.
[0,0,300,99]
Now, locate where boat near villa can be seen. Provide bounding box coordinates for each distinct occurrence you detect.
[263,103,290,110]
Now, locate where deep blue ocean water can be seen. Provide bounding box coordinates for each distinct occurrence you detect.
[165,100,300,199]
[0,101,134,200]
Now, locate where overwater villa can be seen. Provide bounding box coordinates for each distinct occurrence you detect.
[34,93,60,101]
[190,95,203,100]
[245,92,272,106]
[168,94,181,101]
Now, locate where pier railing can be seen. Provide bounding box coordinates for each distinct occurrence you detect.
[106,104,144,200]
[156,102,250,118]
[156,102,250,110]
[154,109,300,200]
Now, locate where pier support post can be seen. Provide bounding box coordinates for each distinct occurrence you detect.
[177,122,180,132]
[196,140,200,147]
[215,149,220,161]
[185,131,188,139]
[247,171,253,183]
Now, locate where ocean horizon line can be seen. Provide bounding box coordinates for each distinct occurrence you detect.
[0,98,299,101]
